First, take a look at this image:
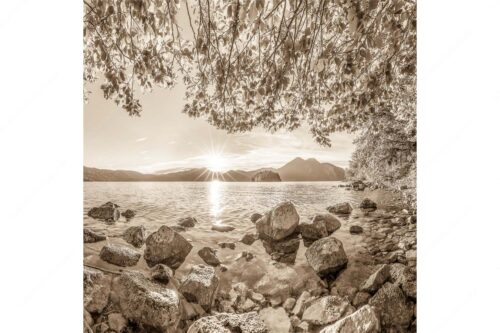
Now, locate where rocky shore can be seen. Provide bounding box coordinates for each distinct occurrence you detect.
[84,191,416,333]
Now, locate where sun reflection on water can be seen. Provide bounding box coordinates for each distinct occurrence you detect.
[209,180,223,225]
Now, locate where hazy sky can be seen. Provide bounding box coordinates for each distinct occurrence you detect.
[84,80,356,173]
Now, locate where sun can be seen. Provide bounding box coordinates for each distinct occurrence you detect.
[205,153,227,172]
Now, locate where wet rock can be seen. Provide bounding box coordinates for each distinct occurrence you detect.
[256,201,299,241]
[114,271,182,332]
[88,202,120,221]
[122,225,145,248]
[84,228,106,243]
[302,295,355,326]
[241,233,258,246]
[250,213,263,223]
[144,225,193,269]
[218,242,236,250]
[108,313,127,333]
[283,297,296,312]
[212,224,235,232]
[352,292,372,308]
[292,291,312,317]
[122,209,136,219]
[360,264,391,293]
[305,236,348,278]
[99,243,141,267]
[320,305,381,333]
[178,217,198,228]
[368,282,413,331]
[349,225,364,234]
[151,264,173,284]
[314,213,342,234]
[259,307,291,333]
[180,264,219,312]
[261,233,300,264]
[198,247,221,267]
[84,267,111,314]
[187,311,267,333]
[299,217,328,241]
[327,202,353,215]
[359,199,377,212]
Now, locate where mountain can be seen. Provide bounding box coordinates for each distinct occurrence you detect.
[251,170,281,182]
[84,158,345,182]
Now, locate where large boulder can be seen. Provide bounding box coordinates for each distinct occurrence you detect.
[122,225,146,248]
[320,305,381,333]
[99,243,141,267]
[256,201,299,241]
[114,271,182,332]
[259,307,292,333]
[302,295,355,326]
[179,264,219,312]
[327,202,353,215]
[88,202,120,221]
[84,228,106,243]
[198,247,221,267]
[83,267,112,314]
[144,225,193,269]
[187,312,268,333]
[368,282,413,331]
[305,236,348,278]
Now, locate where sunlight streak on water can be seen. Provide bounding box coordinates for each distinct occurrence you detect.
[209,180,223,225]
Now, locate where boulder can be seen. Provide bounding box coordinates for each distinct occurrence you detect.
[256,201,299,241]
[327,202,353,215]
[259,307,292,333]
[302,295,354,326]
[151,264,174,284]
[359,199,377,211]
[250,213,263,223]
[212,224,235,232]
[83,267,111,314]
[122,209,136,219]
[122,225,145,248]
[349,225,364,234]
[144,225,193,269]
[319,305,381,333]
[261,234,300,264]
[292,291,312,317]
[368,282,413,331]
[305,236,348,278]
[241,233,258,245]
[352,292,372,308]
[389,264,417,300]
[299,217,328,241]
[314,214,342,233]
[198,247,221,267]
[88,202,120,221]
[99,244,141,267]
[179,264,219,312]
[219,242,236,250]
[107,313,127,333]
[114,271,182,332]
[187,311,267,333]
[178,217,198,228]
[360,265,391,293]
[283,297,296,312]
[84,228,106,243]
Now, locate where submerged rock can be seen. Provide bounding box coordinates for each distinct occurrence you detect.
[84,228,106,243]
[305,236,348,278]
[368,282,413,331]
[83,267,111,314]
[320,305,381,333]
[88,202,120,221]
[179,264,219,312]
[349,225,364,234]
[144,225,193,269]
[99,243,141,267]
[256,201,299,241]
[151,264,174,284]
[114,271,182,332]
[178,217,198,228]
[219,242,236,250]
[259,307,291,333]
[359,198,377,212]
[241,233,258,246]
[212,224,235,232]
[327,202,353,215]
[122,225,145,248]
[187,311,268,333]
[250,213,263,223]
[122,209,136,219]
[198,247,221,267]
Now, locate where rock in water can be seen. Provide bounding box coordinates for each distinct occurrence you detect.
[359,198,377,211]
[314,213,342,234]
[84,228,106,243]
[212,224,235,232]
[302,295,354,325]
[218,242,236,250]
[122,209,136,219]
[179,264,219,312]
[259,307,292,333]
[327,202,353,215]
[84,267,111,314]
[114,271,182,332]
[187,312,267,333]
[299,217,329,241]
[261,233,300,264]
[250,213,263,223]
[122,225,145,248]
[360,265,391,293]
[241,233,258,245]
[251,170,281,182]
[320,305,381,333]
[349,225,364,234]
[256,201,300,241]
[88,202,121,221]
[198,247,221,266]
[178,217,198,228]
[151,264,174,284]
[144,225,193,269]
[368,282,413,331]
[99,244,141,267]
[305,236,348,278]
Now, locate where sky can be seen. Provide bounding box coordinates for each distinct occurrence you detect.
[84,80,356,173]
